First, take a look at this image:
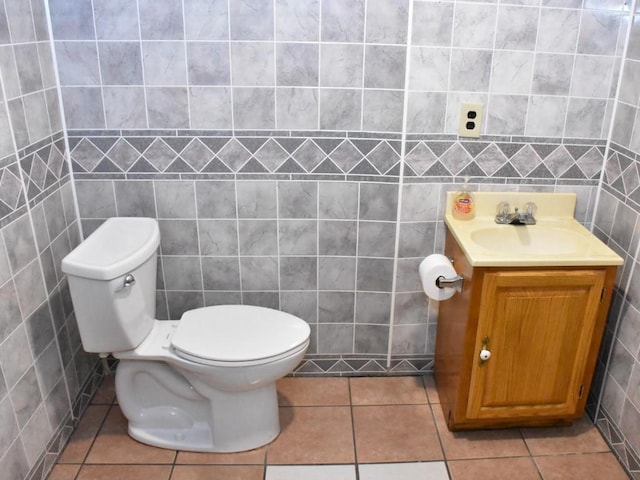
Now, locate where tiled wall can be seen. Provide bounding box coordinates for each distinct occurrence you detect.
[50,0,625,138]
[52,0,626,374]
[0,1,96,479]
[0,0,630,479]
[591,1,640,476]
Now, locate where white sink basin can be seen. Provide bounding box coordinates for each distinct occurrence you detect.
[470,226,590,256]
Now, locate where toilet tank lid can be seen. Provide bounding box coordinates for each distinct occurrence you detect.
[61,217,160,280]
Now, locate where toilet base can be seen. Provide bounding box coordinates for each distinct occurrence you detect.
[116,360,282,452]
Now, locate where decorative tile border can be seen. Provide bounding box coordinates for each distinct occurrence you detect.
[67,130,605,184]
[596,409,640,480]
[19,132,69,206]
[604,142,640,213]
[0,132,70,229]
[292,355,433,377]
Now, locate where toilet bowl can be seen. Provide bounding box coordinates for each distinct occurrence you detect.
[61,217,310,452]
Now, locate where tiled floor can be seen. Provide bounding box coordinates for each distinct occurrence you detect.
[48,375,630,480]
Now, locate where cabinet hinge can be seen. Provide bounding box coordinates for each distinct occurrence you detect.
[600,288,606,303]
[579,384,585,399]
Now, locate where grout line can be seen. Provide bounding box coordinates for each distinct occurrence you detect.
[347,378,361,480]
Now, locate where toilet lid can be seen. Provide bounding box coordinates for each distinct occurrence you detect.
[172,305,311,363]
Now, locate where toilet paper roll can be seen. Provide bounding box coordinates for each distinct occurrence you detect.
[419,254,458,301]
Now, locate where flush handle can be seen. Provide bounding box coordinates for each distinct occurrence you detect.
[116,273,136,292]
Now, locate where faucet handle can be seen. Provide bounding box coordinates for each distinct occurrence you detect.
[496,201,510,218]
[524,202,537,217]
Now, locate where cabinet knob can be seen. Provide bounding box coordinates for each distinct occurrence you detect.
[479,336,491,366]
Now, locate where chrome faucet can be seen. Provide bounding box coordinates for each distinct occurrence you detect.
[495,201,537,225]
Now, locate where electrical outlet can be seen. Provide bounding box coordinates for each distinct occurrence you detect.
[459,103,483,138]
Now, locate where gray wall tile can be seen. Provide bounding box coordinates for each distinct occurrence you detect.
[233,87,275,129]
[495,5,539,51]
[184,0,229,41]
[143,42,187,86]
[189,87,232,129]
[199,220,238,256]
[411,1,453,46]
[162,256,203,291]
[319,89,361,130]
[147,87,189,129]
[49,0,95,40]
[94,0,139,40]
[237,181,276,218]
[202,257,241,290]
[276,87,318,130]
[240,256,278,290]
[277,43,319,87]
[238,219,278,255]
[98,42,143,86]
[279,220,317,255]
[453,3,497,49]
[364,45,406,90]
[103,87,147,129]
[365,0,409,45]
[278,181,317,219]
[280,256,317,290]
[318,256,356,291]
[155,181,196,218]
[321,0,364,42]
[196,181,236,219]
[187,43,230,86]
[159,219,199,255]
[139,0,184,40]
[230,0,274,41]
[319,220,357,256]
[319,292,354,323]
[276,0,319,41]
[358,221,396,258]
[320,44,363,88]
[55,42,100,86]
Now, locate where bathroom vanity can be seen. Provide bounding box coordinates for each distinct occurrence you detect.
[435,192,622,430]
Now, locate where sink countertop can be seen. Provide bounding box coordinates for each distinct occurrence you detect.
[444,192,623,267]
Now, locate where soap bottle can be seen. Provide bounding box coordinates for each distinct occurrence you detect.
[452,178,475,220]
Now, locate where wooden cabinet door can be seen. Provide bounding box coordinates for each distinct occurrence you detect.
[466,270,606,420]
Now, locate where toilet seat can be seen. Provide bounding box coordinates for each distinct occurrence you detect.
[171,305,310,367]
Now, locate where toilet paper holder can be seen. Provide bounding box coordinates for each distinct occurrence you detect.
[435,274,464,293]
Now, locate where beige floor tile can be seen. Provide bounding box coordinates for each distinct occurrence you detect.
[266,406,355,464]
[448,457,542,480]
[432,405,530,460]
[353,405,444,463]
[423,375,440,404]
[521,417,610,455]
[171,465,263,480]
[277,377,350,406]
[58,405,110,463]
[84,406,176,464]
[535,452,629,480]
[77,465,172,480]
[175,447,266,465]
[350,376,428,405]
[46,464,81,480]
[91,375,116,405]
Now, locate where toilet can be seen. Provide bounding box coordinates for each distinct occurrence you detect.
[61,217,310,453]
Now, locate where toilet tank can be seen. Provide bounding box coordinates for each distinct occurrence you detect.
[61,217,160,354]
